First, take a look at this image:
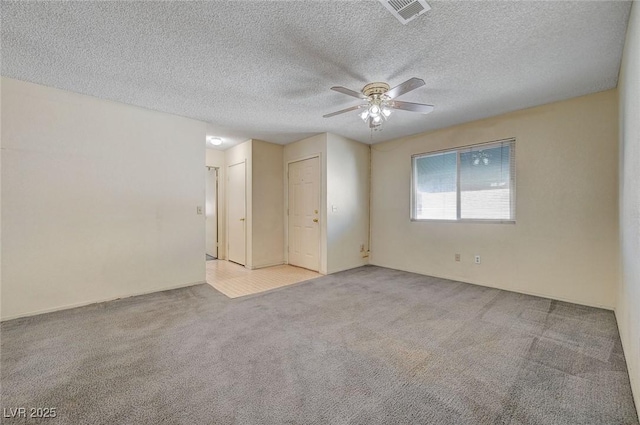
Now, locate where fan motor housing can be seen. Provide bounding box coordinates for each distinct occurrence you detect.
[362,82,390,98]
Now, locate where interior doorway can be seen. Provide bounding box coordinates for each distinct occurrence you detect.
[227,161,246,266]
[287,156,320,272]
[205,166,218,260]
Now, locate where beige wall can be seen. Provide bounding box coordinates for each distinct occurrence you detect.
[225,139,284,269]
[617,0,640,412]
[251,140,284,268]
[283,133,371,275]
[371,89,619,309]
[326,134,370,273]
[284,134,328,274]
[206,148,226,259]
[1,78,208,320]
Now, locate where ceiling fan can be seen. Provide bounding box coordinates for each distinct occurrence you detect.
[323,77,434,129]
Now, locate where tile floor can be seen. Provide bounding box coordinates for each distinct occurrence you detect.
[206,260,321,298]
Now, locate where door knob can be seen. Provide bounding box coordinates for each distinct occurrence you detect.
[313,219,318,223]
[240,218,245,221]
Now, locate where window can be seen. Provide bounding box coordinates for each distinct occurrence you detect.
[411,139,515,222]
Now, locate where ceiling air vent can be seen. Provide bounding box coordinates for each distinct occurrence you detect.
[378,0,431,25]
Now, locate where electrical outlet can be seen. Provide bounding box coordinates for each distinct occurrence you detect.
[455,254,460,262]
[475,255,481,264]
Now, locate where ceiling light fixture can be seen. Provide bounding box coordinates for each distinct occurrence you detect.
[323,78,434,131]
[207,137,223,146]
[361,95,393,130]
[360,83,393,130]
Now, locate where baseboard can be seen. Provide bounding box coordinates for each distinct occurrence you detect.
[328,261,369,274]
[613,307,640,418]
[368,261,613,311]
[0,280,206,322]
[282,261,325,275]
[248,261,285,270]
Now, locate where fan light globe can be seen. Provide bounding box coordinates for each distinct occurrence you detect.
[369,105,381,116]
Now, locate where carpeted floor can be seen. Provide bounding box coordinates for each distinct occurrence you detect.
[1,266,638,424]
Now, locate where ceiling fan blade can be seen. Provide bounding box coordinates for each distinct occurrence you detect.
[330,86,367,99]
[385,77,425,99]
[391,101,434,114]
[323,104,368,118]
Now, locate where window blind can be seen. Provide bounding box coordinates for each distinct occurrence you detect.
[413,151,457,220]
[411,139,516,222]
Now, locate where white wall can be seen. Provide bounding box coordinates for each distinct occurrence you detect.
[326,133,370,273]
[284,134,328,274]
[617,0,640,413]
[371,89,619,309]
[0,80,3,320]
[1,78,208,320]
[251,140,284,268]
[206,148,225,259]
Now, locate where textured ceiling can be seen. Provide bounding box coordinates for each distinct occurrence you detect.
[1,1,632,148]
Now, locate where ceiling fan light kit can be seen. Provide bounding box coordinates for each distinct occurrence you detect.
[323,77,434,130]
[359,82,393,129]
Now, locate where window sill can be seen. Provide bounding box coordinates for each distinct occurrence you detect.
[410,218,516,224]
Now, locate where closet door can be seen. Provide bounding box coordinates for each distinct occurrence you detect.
[288,157,320,271]
[228,162,246,265]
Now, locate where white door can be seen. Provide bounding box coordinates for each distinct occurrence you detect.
[205,167,218,258]
[228,162,246,265]
[288,157,320,271]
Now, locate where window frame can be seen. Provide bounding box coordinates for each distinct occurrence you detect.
[410,138,516,224]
